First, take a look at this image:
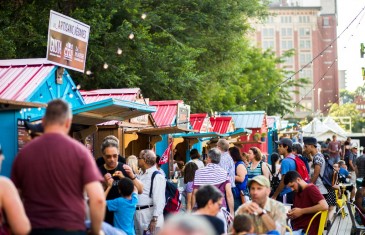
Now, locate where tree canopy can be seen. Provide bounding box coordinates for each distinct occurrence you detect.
[0,0,303,115]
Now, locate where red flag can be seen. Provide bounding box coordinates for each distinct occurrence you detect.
[159,142,172,164]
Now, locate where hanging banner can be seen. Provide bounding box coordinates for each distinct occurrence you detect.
[159,142,172,165]
[46,10,90,73]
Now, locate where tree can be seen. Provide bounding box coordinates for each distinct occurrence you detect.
[0,0,304,115]
[340,89,355,104]
[328,103,364,132]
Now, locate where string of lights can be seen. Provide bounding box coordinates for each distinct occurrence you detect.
[247,5,365,106]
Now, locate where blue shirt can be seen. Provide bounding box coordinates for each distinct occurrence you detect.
[107,192,138,235]
[280,154,297,196]
[339,168,349,177]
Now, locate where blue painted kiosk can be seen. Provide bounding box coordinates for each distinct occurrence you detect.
[0,58,156,177]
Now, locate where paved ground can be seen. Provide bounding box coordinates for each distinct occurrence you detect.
[327,207,352,235]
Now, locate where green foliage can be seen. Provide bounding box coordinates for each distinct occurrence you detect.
[0,0,304,116]
[328,103,364,132]
[340,89,355,104]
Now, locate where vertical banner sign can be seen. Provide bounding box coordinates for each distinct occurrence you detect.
[47,10,90,73]
[176,103,190,129]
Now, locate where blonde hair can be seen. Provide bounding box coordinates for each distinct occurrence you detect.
[127,155,140,174]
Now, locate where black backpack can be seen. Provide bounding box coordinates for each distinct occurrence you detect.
[268,167,280,192]
[319,156,334,187]
[150,171,181,216]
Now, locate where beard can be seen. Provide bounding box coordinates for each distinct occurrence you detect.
[298,184,303,193]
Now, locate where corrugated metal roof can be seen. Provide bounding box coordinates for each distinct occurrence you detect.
[71,98,156,125]
[190,113,208,131]
[149,100,183,127]
[0,58,55,102]
[220,111,266,129]
[80,88,141,104]
[210,116,233,134]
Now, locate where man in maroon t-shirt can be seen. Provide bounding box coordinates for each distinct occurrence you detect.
[328,135,341,164]
[284,171,329,235]
[12,99,105,235]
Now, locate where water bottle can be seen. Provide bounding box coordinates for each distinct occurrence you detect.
[283,193,287,204]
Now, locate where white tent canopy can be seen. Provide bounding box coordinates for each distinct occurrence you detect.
[302,118,348,141]
[322,117,348,136]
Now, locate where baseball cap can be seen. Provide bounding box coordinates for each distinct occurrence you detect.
[275,138,293,148]
[303,137,317,146]
[351,144,358,149]
[248,175,270,188]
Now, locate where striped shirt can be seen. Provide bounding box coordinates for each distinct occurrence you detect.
[247,161,263,180]
[218,151,236,187]
[193,163,230,207]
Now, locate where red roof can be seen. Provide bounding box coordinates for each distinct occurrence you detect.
[190,113,208,131]
[80,88,141,104]
[210,116,233,134]
[0,58,55,101]
[149,100,183,127]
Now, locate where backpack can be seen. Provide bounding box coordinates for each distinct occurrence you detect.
[287,155,310,182]
[297,155,310,174]
[150,171,181,216]
[268,167,280,192]
[319,157,334,187]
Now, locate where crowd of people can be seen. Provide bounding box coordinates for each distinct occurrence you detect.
[3,99,365,235]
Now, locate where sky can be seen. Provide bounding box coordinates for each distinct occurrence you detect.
[336,0,365,91]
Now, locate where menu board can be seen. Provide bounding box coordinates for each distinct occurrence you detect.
[17,119,31,151]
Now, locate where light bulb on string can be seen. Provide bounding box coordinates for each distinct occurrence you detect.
[128,33,135,40]
[103,63,109,69]
[117,48,122,55]
[254,100,257,103]
[141,13,147,20]
[76,84,81,90]
[86,70,92,75]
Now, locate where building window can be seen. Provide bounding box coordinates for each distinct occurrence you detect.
[281,40,293,50]
[266,16,274,23]
[299,40,311,49]
[300,84,313,99]
[300,53,312,65]
[300,68,312,78]
[281,16,292,23]
[299,16,310,23]
[281,28,293,37]
[299,28,311,37]
[323,17,330,26]
[262,28,274,37]
[263,40,275,50]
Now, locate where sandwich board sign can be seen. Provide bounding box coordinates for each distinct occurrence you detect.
[46,10,90,73]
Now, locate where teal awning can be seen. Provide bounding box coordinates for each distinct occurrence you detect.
[219,128,252,138]
[172,131,220,139]
[71,98,156,125]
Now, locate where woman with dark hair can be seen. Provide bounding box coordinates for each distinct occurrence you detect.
[188,148,204,169]
[229,146,248,210]
[247,147,270,180]
[183,162,199,211]
[269,152,281,196]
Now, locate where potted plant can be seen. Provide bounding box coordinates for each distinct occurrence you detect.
[253,133,260,141]
[260,132,267,142]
